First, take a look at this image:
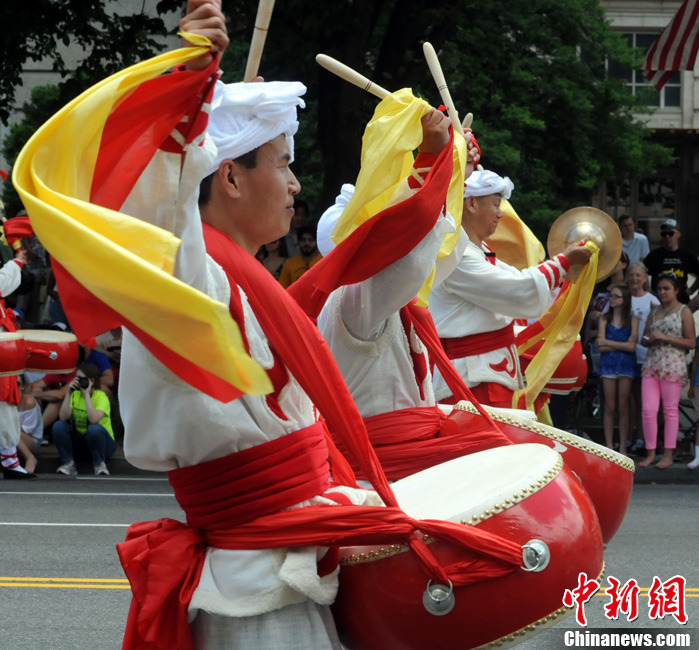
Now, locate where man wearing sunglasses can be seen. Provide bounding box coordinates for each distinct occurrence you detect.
[643,218,699,305]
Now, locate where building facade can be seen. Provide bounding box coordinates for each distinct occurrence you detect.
[600,0,699,253]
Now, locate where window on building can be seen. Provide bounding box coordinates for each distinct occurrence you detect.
[607,33,681,108]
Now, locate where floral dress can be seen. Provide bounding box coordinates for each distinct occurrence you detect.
[641,305,689,384]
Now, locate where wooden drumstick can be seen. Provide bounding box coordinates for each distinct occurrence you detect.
[243,0,276,82]
[315,54,390,99]
[422,42,464,137]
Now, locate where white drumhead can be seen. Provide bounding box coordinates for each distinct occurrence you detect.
[391,443,561,523]
[21,329,78,343]
[0,332,23,341]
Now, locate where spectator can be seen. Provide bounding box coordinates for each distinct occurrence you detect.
[82,340,115,398]
[18,374,44,460]
[619,214,649,265]
[686,336,699,469]
[582,251,629,350]
[53,363,115,476]
[596,283,638,453]
[28,367,77,431]
[283,197,310,257]
[626,262,659,453]
[259,237,288,280]
[643,218,699,304]
[278,226,322,288]
[638,273,695,469]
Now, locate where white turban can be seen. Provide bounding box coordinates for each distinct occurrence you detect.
[463,170,514,200]
[205,80,307,176]
[317,184,355,256]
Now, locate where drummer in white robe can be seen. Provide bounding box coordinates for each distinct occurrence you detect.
[0,247,34,479]
[429,170,591,408]
[117,2,379,648]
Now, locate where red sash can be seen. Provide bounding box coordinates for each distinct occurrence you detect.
[332,405,507,481]
[440,323,515,359]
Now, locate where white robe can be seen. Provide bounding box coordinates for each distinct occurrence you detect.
[0,260,23,448]
[429,240,563,399]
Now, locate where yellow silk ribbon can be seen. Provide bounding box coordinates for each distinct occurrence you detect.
[331,88,467,307]
[486,199,545,270]
[13,35,272,397]
[515,241,599,411]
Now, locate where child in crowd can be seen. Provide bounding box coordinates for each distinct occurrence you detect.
[597,283,639,453]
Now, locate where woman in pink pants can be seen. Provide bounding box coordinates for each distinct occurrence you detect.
[639,273,695,469]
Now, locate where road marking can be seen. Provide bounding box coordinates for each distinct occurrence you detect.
[0,577,130,589]
[1,492,174,497]
[0,522,131,527]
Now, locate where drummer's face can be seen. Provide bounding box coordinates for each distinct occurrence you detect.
[472,194,503,240]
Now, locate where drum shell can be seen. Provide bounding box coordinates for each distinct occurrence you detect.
[0,333,26,376]
[450,405,633,544]
[334,455,603,650]
[21,330,79,374]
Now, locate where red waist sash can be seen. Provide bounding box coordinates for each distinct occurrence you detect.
[441,323,515,359]
[332,405,507,481]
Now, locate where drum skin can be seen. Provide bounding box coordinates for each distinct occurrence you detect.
[450,403,634,544]
[0,332,26,376]
[333,447,604,650]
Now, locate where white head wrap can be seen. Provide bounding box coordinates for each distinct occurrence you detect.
[463,170,514,200]
[205,80,307,176]
[317,184,355,256]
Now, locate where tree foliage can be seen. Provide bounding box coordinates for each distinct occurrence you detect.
[3,0,674,239]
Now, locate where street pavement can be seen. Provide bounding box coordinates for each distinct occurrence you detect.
[1,472,698,649]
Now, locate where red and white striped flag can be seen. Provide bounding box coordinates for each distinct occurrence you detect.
[642,0,699,90]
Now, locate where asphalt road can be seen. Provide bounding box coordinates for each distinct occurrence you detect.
[1,476,697,649]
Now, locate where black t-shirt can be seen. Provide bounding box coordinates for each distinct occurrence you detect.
[643,246,699,301]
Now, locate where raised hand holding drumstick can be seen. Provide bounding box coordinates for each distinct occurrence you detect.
[181,0,229,71]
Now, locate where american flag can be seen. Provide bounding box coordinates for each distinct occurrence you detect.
[642,0,699,90]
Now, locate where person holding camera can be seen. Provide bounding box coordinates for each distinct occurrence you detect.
[53,363,116,476]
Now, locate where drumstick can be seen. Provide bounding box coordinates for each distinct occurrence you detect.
[422,42,465,138]
[315,54,390,99]
[243,0,276,82]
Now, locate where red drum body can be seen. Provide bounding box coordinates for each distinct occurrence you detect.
[451,402,634,544]
[334,444,604,650]
[0,332,27,376]
[0,330,79,376]
[520,338,586,395]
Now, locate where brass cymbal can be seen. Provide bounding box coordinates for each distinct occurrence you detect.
[547,207,622,282]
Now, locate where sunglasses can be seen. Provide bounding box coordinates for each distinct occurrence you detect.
[660,231,676,237]
[609,293,624,299]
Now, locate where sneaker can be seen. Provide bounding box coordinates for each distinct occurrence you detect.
[57,460,78,476]
[94,462,110,476]
[631,440,645,452]
[688,458,699,470]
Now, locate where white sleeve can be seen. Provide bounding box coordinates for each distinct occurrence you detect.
[340,211,455,340]
[441,252,557,320]
[0,260,22,298]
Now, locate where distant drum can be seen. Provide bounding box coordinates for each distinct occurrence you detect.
[451,401,634,544]
[0,330,80,376]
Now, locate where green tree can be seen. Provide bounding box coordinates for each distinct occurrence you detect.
[220,0,672,235]
[1,0,182,213]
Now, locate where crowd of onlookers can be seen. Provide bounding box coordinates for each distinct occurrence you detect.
[3,207,699,475]
[579,215,699,469]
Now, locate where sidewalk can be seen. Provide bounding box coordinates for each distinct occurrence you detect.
[30,437,699,484]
